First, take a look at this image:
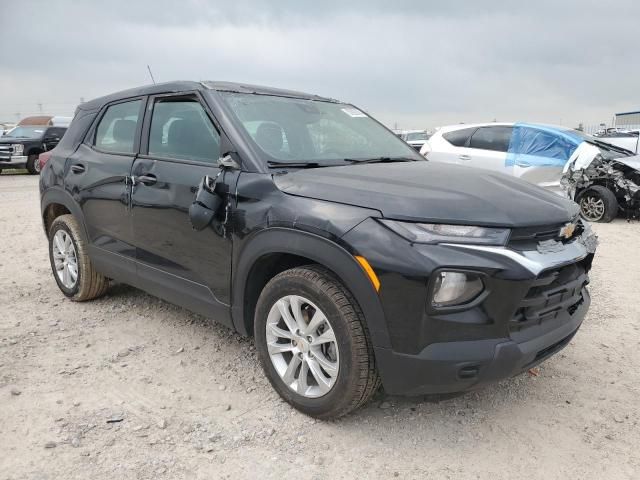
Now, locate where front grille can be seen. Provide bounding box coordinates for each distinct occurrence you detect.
[508,220,584,251]
[0,145,12,160]
[511,262,588,331]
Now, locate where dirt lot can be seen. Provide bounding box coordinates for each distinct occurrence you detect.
[1,174,639,479]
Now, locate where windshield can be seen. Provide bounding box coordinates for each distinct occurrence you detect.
[220,93,421,165]
[3,126,46,139]
[405,132,429,141]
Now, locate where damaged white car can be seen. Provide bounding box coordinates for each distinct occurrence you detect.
[562,141,640,222]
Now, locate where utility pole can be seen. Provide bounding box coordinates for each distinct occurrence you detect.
[37,102,43,113]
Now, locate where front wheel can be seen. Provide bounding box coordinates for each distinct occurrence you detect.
[254,266,380,419]
[26,154,41,175]
[578,185,618,223]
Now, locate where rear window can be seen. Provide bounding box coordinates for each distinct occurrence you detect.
[94,100,142,154]
[442,127,476,147]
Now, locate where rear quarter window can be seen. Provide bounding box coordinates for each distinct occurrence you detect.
[442,127,477,147]
[94,100,142,154]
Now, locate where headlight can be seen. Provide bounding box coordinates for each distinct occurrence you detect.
[12,144,24,155]
[431,271,484,308]
[379,220,510,245]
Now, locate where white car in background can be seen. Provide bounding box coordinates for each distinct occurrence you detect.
[420,122,631,195]
[400,129,430,152]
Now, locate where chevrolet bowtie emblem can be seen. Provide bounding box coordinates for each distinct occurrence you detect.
[559,222,576,240]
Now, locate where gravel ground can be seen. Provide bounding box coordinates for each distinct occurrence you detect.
[1,174,639,479]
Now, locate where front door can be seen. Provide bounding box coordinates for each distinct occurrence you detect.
[510,126,578,192]
[130,94,233,325]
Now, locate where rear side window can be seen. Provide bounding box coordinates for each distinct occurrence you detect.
[442,127,476,147]
[469,126,512,152]
[94,100,142,153]
[148,99,220,163]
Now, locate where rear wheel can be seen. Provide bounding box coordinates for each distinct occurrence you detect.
[578,185,618,223]
[48,214,109,301]
[26,154,41,175]
[254,265,380,419]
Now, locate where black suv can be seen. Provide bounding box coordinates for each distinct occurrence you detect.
[0,123,67,174]
[40,81,597,418]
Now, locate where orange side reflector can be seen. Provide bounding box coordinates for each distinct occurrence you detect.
[354,255,381,292]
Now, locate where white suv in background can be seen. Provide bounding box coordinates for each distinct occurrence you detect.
[421,122,593,195]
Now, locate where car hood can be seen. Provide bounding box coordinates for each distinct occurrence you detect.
[0,137,38,145]
[274,161,579,227]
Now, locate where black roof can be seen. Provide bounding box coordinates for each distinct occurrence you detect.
[79,81,339,112]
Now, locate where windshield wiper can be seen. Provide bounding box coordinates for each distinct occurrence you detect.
[587,139,635,155]
[343,156,416,164]
[267,161,326,169]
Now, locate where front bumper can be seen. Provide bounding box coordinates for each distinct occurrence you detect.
[375,289,588,395]
[0,155,28,167]
[342,218,597,396]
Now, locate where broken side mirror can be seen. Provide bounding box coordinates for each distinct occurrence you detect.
[189,175,223,231]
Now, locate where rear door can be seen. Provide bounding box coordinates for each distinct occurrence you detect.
[130,93,233,324]
[465,126,513,173]
[64,98,144,274]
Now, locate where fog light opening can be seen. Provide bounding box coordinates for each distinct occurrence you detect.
[432,271,484,308]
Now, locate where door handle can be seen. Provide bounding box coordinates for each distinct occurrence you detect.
[70,164,85,174]
[515,161,531,168]
[459,154,471,161]
[135,174,157,186]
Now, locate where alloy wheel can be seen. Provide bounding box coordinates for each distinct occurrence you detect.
[52,230,78,289]
[580,195,605,222]
[265,295,339,398]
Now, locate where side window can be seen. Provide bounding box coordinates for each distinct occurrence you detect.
[45,127,66,139]
[148,99,220,162]
[94,100,142,153]
[515,128,576,160]
[469,126,512,152]
[442,127,477,147]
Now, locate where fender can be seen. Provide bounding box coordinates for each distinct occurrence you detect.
[40,186,89,242]
[231,227,392,349]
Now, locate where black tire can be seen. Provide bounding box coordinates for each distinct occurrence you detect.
[254,265,381,419]
[26,154,41,175]
[577,185,618,223]
[48,214,109,301]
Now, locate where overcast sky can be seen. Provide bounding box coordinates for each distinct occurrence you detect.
[1,0,638,130]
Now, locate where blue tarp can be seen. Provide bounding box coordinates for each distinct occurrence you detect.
[505,123,582,167]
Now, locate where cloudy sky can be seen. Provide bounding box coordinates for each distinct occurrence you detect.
[1,0,638,130]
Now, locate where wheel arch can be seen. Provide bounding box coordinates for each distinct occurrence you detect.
[26,146,43,158]
[231,228,391,349]
[41,187,88,241]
